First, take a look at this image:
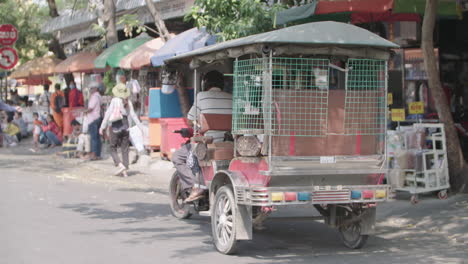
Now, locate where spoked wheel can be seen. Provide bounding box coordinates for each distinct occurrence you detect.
[211,185,237,254]
[339,221,369,249]
[169,172,192,219]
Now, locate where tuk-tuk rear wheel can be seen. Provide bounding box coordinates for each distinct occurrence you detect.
[211,185,237,255]
[339,221,368,249]
[169,172,192,219]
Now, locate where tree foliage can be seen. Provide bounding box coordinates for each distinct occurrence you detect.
[185,0,284,42]
[0,0,49,64]
[118,14,147,38]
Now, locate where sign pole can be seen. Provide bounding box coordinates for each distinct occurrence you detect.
[5,72,8,101]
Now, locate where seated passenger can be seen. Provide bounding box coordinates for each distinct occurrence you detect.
[172,70,233,202]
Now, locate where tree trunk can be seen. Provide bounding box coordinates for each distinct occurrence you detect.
[103,0,118,46]
[175,71,191,117]
[46,0,73,84]
[47,0,59,17]
[421,0,466,190]
[145,0,171,42]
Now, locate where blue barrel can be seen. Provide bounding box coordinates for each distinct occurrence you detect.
[148,88,194,118]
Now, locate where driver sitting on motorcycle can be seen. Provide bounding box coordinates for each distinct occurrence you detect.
[172,70,233,202]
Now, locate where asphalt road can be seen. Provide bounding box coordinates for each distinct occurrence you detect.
[1,145,467,264]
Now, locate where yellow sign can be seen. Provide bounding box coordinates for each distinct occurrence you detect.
[391,108,405,121]
[388,93,393,105]
[409,101,424,114]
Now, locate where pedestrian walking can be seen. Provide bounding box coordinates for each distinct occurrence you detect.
[50,84,65,130]
[99,82,143,177]
[85,83,102,160]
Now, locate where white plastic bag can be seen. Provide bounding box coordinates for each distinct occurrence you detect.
[129,126,144,153]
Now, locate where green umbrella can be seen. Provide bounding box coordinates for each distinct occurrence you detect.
[94,37,152,69]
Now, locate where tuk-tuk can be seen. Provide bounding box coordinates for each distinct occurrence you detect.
[165,21,398,254]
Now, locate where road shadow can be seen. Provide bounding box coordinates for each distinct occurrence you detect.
[58,194,468,263]
[117,187,169,196]
[59,202,172,224]
[165,214,467,263]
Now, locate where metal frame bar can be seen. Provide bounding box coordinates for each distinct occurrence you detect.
[193,68,198,133]
[268,50,273,168]
[260,169,388,176]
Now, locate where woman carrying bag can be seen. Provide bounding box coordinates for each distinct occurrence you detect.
[99,83,143,177]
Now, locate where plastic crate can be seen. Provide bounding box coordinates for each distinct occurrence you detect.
[160,118,189,160]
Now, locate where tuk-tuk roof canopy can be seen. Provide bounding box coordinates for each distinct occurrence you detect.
[166,21,399,64]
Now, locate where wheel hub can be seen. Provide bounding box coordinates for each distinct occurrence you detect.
[219,214,227,225]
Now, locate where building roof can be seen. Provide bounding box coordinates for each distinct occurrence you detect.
[41,0,195,34]
[40,0,165,34]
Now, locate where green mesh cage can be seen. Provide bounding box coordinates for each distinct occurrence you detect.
[344,59,387,135]
[233,57,330,137]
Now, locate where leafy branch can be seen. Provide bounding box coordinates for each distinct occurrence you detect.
[185,0,284,42]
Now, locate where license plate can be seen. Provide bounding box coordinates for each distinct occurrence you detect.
[320,156,336,164]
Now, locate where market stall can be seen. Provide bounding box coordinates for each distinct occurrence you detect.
[148,27,214,157]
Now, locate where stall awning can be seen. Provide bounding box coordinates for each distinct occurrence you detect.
[150,27,216,67]
[275,0,455,26]
[315,0,394,14]
[276,1,318,26]
[11,56,62,79]
[119,35,174,70]
[94,36,152,69]
[17,77,52,86]
[55,52,100,73]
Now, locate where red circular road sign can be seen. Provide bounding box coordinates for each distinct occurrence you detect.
[0,47,19,70]
[0,24,18,46]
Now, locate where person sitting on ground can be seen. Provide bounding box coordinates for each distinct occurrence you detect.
[68,80,84,107]
[42,114,63,148]
[58,119,82,158]
[32,112,43,150]
[2,115,21,147]
[172,70,233,202]
[76,121,91,159]
[13,112,28,138]
[99,82,142,177]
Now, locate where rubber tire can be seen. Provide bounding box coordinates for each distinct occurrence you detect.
[339,221,369,249]
[438,190,448,200]
[169,172,192,219]
[211,185,238,255]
